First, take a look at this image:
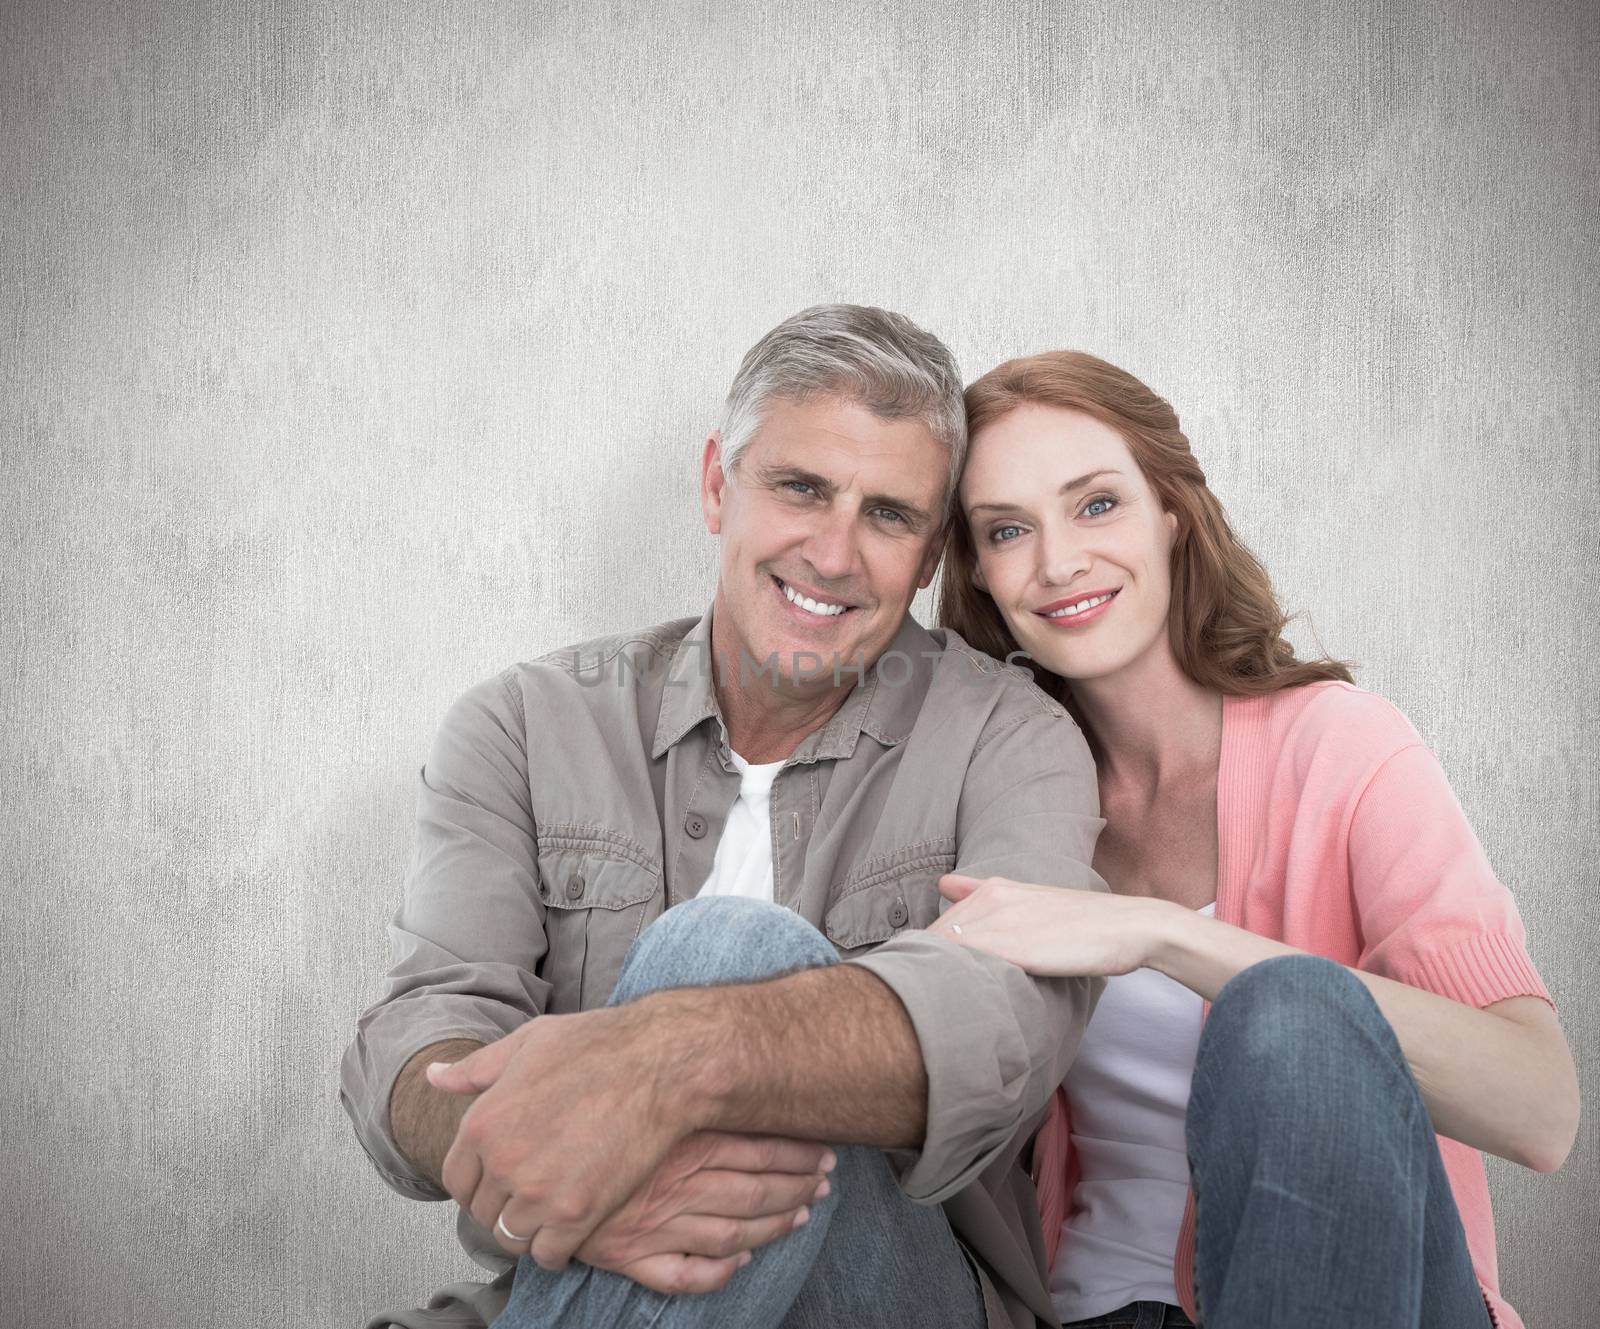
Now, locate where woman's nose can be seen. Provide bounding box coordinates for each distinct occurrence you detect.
[1037,523,1091,587]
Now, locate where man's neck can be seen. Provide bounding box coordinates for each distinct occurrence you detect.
[715,666,854,764]
[709,615,857,764]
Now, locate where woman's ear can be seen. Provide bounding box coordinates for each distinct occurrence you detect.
[970,560,988,592]
[1164,508,1178,548]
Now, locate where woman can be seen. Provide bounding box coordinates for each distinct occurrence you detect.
[930,351,1578,1329]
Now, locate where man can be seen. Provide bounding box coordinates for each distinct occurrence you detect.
[340,304,1107,1328]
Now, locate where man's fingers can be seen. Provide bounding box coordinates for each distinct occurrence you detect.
[680,1167,829,1219]
[529,1222,590,1272]
[439,1139,483,1211]
[614,1206,809,1263]
[673,1208,812,1259]
[691,1132,837,1176]
[470,1182,515,1246]
[618,1252,752,1296]
[427,1040,513,1095]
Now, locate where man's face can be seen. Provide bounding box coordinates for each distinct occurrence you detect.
[702,395,947,692]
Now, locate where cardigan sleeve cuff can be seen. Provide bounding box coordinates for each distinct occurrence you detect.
[1411,930,1555,1012]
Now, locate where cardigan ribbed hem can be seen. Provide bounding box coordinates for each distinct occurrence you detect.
[1413,928,1555,1011]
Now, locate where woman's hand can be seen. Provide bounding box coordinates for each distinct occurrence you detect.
[929,874,1178,977]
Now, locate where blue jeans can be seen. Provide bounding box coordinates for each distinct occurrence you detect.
[491,897,985,1329]
[1061,1304,1193,1329]
[1181,954,1492,1329]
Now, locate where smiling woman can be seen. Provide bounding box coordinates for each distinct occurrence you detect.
[935,350,1579,1329]
[943,353,1353,706]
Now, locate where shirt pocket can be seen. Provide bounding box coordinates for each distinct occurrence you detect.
[824,840,955,956]
[535,826,663,1012]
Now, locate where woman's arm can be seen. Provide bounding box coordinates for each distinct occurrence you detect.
[930,875,1579,1173]
[1147,905,1578,1173]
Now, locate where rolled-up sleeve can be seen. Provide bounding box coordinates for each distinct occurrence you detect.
[339,669,553,1199]
[846,708,1107,1202]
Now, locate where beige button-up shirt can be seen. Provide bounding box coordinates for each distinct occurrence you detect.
[340,608,1106,1329]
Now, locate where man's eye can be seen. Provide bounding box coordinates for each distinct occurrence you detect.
[1083,496,1116,518]
[873,507,907,525]
[783,481,817,497]
[989,524,1024,544]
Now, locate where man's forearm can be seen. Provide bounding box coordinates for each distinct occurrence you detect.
[648,965,928,1146]
[390,1038,485,1189]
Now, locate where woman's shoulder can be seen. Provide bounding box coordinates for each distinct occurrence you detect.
[1232,680,1426,789]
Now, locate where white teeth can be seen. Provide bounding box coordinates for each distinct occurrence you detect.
[780,579,848,616]
[1047,592,1113,618]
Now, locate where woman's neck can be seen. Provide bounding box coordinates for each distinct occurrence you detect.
[1070,643,1223,790]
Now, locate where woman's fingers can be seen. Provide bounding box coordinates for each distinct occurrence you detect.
[937,872,984,903]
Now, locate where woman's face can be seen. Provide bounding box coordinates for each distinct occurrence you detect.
[960,403,1178,685]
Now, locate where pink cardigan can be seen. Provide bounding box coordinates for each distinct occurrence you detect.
[1031,681,1554,1329]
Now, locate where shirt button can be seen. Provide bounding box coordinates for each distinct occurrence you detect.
[685,813,707,839]
[888,897,908,928]
[566,873,585,900]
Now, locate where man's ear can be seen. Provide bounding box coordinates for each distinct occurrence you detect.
[701,432,728,535]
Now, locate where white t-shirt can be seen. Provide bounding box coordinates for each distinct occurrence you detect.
[1049,901,1216,1323]
[696,750,785,902]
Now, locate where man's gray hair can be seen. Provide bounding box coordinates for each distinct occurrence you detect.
[719,304,967,520]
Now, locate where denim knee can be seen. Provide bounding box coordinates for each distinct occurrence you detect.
[1196,954,1400,1099]
[611,896,838,1004]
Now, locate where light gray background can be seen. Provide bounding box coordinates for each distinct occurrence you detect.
[3,0,1595,1325]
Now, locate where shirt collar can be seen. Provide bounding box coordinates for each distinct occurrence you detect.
[651,605,939,764]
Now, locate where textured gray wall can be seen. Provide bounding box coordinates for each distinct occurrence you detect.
[3,0,1595,1325]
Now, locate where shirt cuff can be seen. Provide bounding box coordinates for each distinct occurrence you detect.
[847,929,1092,1203]
[339,997,529,1200]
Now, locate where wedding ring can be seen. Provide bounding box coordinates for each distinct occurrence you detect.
[496,1213,532,1244]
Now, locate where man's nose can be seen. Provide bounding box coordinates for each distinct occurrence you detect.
[801,507,861,583]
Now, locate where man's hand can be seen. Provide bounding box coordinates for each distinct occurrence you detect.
[576,1131,835,1294]
[427,1001,720,1271]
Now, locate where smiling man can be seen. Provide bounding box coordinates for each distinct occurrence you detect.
[340,305,1108,1329]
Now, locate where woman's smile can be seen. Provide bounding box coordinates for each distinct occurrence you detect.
[1035,588,1120,628]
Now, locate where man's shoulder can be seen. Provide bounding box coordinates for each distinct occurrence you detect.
[449,618,698,731]
[520,616,699,682]
[920,626,1071,732]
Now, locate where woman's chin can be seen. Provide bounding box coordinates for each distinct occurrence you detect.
[1013,636,1123,686]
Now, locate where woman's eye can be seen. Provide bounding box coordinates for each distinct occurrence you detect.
[989,524,1024,544]
[1083,496,1116,518]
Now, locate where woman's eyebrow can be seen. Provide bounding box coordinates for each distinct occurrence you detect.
[967,468,1122,514]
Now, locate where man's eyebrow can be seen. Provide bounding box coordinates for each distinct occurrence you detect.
[967,468,1122,515]
[757,463,936,530]
[864,491,936,530]
[754,463,835,494]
